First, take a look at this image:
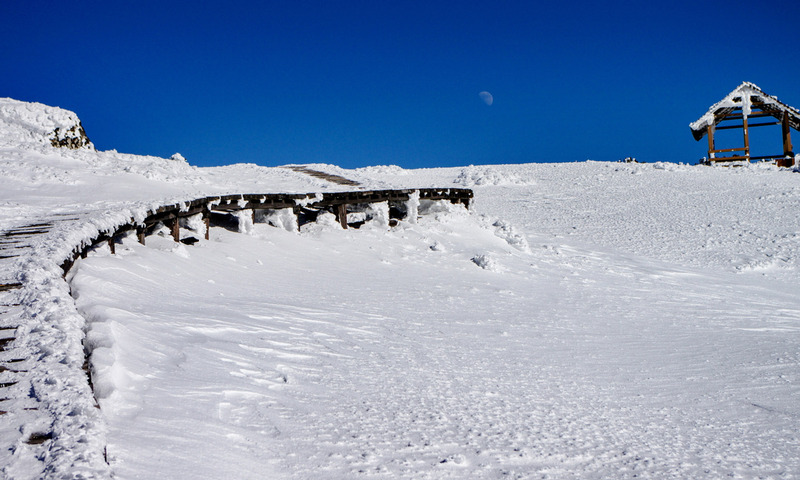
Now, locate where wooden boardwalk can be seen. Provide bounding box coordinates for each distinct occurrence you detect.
[59,188,473,274]
[0,221,65,436]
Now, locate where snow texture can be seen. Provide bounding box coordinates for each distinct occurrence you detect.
[2,99,800,479]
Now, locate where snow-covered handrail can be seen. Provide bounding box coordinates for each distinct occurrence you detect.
[59,188,473,275]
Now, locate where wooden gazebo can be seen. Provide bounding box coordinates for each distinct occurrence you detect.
[690,82,798,167]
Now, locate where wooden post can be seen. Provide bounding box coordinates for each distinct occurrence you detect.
[707,124,716,159]
[204,215,210,240]
[108,237,115,255]
[137,226,146,245]
[781,111,794,167]
[742,115,750,161]
[171,217,180,243]
[293,206,302,232]
[336,204,348,229]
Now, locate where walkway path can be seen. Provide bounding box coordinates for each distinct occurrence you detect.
[283,165,362,186]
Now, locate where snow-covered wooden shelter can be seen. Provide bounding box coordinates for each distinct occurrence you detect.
[690,82,798,167]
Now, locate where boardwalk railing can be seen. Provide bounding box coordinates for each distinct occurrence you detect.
[59,188,473,275]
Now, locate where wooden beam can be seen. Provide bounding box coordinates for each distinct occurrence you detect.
[710,147,748,154]
[715,121,780,130]
[719,112,773,120]
[710,155,750,162]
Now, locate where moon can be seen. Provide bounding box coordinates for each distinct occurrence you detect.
[479,91,493,106]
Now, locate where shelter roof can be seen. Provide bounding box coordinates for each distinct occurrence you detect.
[690,82,800,141]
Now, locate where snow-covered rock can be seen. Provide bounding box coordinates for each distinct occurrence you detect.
[0,98,93,150]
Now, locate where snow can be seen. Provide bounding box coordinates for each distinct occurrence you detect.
[689,81,795,133]
[2,99,800,479]
[0,98,93,151]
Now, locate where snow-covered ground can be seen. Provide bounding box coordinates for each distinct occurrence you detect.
[2,99,800,478]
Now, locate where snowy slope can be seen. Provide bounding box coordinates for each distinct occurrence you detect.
[2,99,800,479]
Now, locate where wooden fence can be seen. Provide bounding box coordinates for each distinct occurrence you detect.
[59,188,473,275]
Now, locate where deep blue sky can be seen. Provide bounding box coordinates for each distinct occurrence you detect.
[3,0,800,168]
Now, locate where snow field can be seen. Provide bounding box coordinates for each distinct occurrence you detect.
[71,188,800,478]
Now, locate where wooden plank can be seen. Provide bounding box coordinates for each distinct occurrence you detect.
[0,284,22,292]
[710,156,749,162]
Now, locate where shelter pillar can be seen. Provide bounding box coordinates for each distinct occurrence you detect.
[781,111,794,167]
[707,124,716,159]
[741,114,750,160]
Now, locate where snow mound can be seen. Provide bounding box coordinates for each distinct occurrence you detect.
[478,216,531,253]
[454,165,532,186]
[356,164,408,176]
[471,253,505,272]
[0,98,93,150]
